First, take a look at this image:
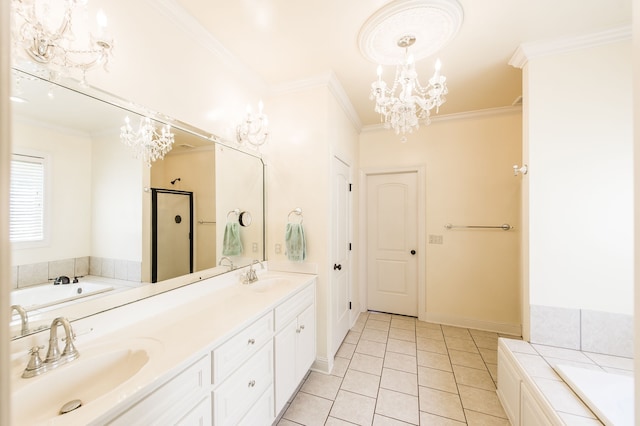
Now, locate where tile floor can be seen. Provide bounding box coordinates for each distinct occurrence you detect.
[277,311,514,426]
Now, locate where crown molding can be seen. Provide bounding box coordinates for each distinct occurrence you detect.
[271,72,363,132]
[360,105,522,133]
[509,25,632,69]
[146,0,267,93]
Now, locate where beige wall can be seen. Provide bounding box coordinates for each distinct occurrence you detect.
[526,40,633,315]
[360,110,522,334]
[12,119,92,265]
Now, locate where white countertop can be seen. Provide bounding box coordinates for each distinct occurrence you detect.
[9,268,316,425]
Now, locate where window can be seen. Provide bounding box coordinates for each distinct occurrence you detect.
[10,153,46,243]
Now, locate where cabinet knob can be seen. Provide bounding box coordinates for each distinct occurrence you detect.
[248,379,256,388]
[248,338,255,345]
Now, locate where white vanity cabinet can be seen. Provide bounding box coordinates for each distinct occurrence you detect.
[107,354,211,425]
[274,284,316,414]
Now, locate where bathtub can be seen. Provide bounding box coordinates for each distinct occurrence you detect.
[11,281,114,312]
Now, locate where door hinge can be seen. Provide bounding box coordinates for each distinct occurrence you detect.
[349,243,352,251]
[349,301,352,310]
[349,183,352,192]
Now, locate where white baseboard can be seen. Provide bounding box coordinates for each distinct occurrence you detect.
[311,356,332,374]
[422,312,522,336]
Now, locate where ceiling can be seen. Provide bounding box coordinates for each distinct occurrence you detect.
[173,0,631,128]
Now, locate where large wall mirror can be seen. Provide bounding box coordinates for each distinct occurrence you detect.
[9,68,265,340]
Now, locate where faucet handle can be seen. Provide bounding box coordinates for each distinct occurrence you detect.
[22,346,45,377]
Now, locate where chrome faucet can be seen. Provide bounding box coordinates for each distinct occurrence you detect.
[11,305,29,336]
[218,256,235,271]
[242,259,264,284]
[22,317,79,378]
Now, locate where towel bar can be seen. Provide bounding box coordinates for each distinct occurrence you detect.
[445,223,513,231]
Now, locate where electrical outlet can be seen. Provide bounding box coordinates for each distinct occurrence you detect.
[428,234,444,244]
[275,243,282,254]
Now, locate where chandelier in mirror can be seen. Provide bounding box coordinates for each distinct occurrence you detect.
[120,117,175,168]
[11,0,113,82]
[236,100,269,148]
[370,35,447,142]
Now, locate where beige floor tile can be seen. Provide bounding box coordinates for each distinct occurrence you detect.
[472,335,498,350]
[452,364,496,391]
[356,339,387,358]
[418,386,466,422]
[442,325,472,340]
[375,388,420,425]
[325,417,358,425]
[331,356,351,378]
[350,352,384,376]
[469,328,498,338]
[366,319,391,331]
[418,366,458,394]
[445,336,479,353]
[373,414,413,425]
[458,385,507,419]
[283,391,332,426]
[336,342,357,359]
[416,321,442,330]
[361,328,389,343]
[341,368,381,398]
[419,412,466,425]
[380,367,419,396]
[417,350,453,372]
[465,409,511,426]
[369,312,392,322]
[276,418,299,426]
[387,338,417,355]
[350,322,365,333]
[300,371,343,400]
[384,351,417,374]
[344,330,361,344]
[417,337,448,354]
[486,363,498,382]
[448,349,486,370]
[479,347,497,364]
[330,390,377,425]
[416,327,445,340]
[389,327,416,342]
[390,317,416,331]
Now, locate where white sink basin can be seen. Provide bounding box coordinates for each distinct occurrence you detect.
[12,337,163,425]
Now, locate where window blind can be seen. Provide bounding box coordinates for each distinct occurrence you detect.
[10,154,45,243]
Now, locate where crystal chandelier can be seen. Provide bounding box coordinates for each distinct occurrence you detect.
[236,100,269,148]
[120,117,175,168]
[11,0,113,82]
[370,35,448,142]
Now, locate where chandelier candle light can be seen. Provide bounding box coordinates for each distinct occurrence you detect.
[370,35,448,142]
[11,0,114,82]
[120,116,175,168]
[236,100,269,148]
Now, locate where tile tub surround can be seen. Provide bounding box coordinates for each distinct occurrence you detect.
[13,256,141,288]
[530,305,633,358]
[498,337,634,425]
[278,312,511,425]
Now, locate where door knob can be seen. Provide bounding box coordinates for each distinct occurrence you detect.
[333,264,342,271]
[410,250,416,255]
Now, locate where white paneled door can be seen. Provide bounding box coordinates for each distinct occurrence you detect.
[331,156,351,355]
[366,172,418,316]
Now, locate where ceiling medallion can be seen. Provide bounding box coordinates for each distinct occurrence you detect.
[358,0,463,65]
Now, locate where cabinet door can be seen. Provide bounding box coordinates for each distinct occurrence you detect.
[296,304,316,381]
[275,319,298,415]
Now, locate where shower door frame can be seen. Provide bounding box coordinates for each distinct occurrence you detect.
[151,188,194,283]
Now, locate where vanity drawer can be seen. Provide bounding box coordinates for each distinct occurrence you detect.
[275,283,314,331]
[213,343,274,426]
[212,312,273,383]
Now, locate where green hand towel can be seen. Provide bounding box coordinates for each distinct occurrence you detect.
[285,222,306,262]
[222,222,243,256]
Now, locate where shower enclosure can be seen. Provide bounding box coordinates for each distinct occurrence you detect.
[151,189,193,283]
